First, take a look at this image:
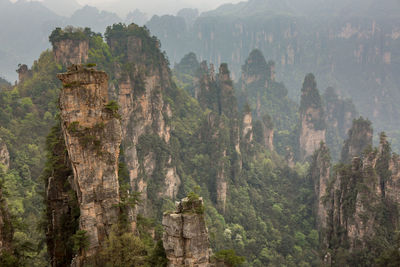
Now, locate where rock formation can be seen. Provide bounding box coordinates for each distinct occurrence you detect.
[0,138,9,171]
[314,131,400,263]
[57,64,122,262]
[261,114,274,151]
[106,24,180,215]
[323,87,359,160]
[310,143,330,246]
[299,73,326,161]
[242,105,253,143]
[341,117,373,163]
[16,64,32,84]
[162,196,212,267]
[53,39,89,66]
[45,124,78,267]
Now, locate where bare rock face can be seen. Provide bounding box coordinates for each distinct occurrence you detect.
[242,109,253,142]
[162,197,212,267]
[299,74,326,161]
[16,64,32,84]
[57,65,122,260]
[107,28,180,216]
[45,124,78,267]
[315,132,400,262]
[261,114,274,151]
[0,138,9,171]
[310,143,330,247]
[341,117,373,163]
[53,39,89,66]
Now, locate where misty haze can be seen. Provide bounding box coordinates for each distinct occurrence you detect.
[0,0,400,266]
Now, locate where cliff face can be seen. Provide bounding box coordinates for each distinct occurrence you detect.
[299,74,326,161]
[340,117,373,163]
[162,197,211,267]
[0,138,9,171]
[314,131,400,263]
[323,87,359,160]
[57,65,122,261]
[310,143,330,232]
[53,39,89,66]
[242,109,253,143]
[45,125,78,267]
[106,25,180,215]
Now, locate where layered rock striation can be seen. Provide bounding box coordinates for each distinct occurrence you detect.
[106,24,180,215]
[57,65,122,260]
[162,197,212,267]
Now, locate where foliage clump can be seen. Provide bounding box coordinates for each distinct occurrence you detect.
[49,26,93,46]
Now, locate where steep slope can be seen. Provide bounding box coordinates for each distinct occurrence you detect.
[311,122,400,264]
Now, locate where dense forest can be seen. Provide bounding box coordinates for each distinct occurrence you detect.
[0,2,400,266]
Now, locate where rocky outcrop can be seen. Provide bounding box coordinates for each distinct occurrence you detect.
[261,114,274,151]
[162,196,212,267]
[310,143,330,246]
[53,39,89,66]
[299,74,326,161]
[0,138,9,171]
[315,132,400,263]
[323,87,359,160]
[16,64,32,84]
[341,117,373,163]
[106,24,180,216]
[242,106,253,142]
[45,124,78,267]
[57,65,122,261]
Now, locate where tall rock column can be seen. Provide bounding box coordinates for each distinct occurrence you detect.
[340,117,373,163]
[162,196,212,267]
[57,65,122,260]
[299,74,326,161]
[310,143,330,247]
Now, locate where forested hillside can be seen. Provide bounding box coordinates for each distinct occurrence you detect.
[0,8,400,266]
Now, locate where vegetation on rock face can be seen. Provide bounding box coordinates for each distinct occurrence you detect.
[49,26,93,46]
[1,20,399,267]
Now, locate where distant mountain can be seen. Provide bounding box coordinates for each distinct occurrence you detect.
[201,0,400,18]
[42,0,81,17]
[69,6,122,33]
[0,1,123,80]
[0,0,62,80]
[125,9,148,26]
[202,0,294,17]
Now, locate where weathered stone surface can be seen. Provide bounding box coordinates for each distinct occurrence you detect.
[310,143,330,238]
[0,138,9,171]
[242,111,253,142]
[45,124,78,267]
[314,132,400,261]
[299,107,326,160]
[53,39,89,66]
[299,74,326,161]
[57,65,122,260]
[341,117,373,163]
[108,33,180,216]
[162,197,212,267]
